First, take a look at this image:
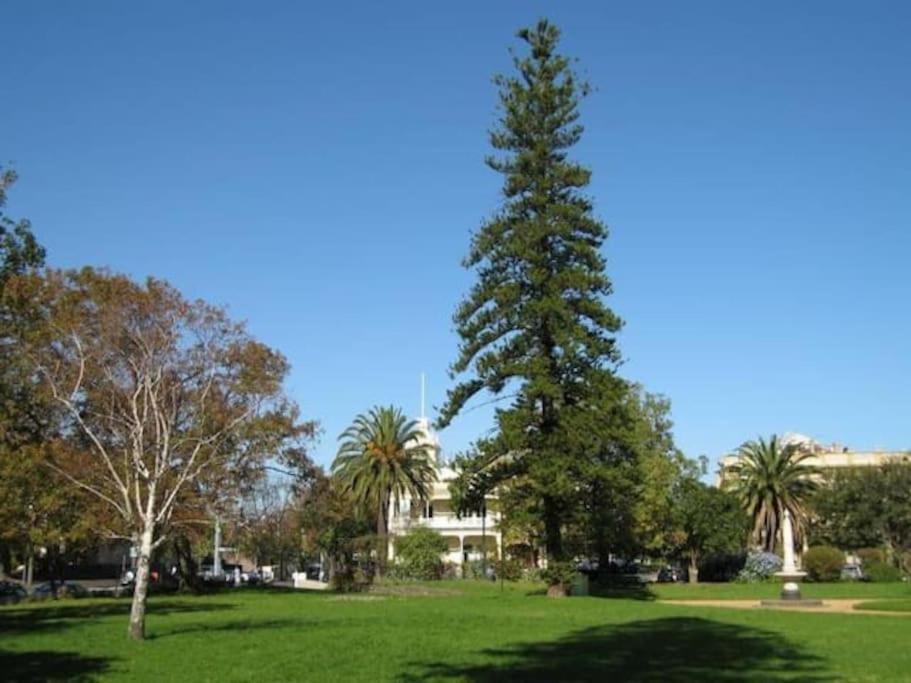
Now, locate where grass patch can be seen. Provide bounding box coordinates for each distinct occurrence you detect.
[646,581,911,601]
[0,581,909,681]
[854,599,911,613]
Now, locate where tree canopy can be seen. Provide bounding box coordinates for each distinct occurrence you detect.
[10,267,311,639]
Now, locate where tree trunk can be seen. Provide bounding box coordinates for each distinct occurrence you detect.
[688,555,699,584]
[173,535,203,593]
[25,548,34,590]
[128,526,154,641]
[375,496,388,578]
[543,497,563,563]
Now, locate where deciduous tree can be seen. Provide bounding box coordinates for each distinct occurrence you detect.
[672,479,748,583]
[13,268,307,640]
[812,459,911,573]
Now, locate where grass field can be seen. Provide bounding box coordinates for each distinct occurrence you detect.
[644,581,911,601]
[2,581,910,682]
[854,599,911,613]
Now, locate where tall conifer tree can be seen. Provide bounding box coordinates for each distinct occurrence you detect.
[439,21,623,562]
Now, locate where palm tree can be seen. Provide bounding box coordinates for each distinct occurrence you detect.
[332,406,437,576]
[726,435,820,553]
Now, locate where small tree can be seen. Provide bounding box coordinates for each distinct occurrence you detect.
[298,467,373,586]
[394,526,449,580]
[673,479,748,583]
[14,268,306,640]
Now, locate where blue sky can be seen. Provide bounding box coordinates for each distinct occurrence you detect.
[4,1,910,471]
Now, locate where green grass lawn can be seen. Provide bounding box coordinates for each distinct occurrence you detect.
[854,599,911,613]
[2,581,910,682]
[645,580,911,601]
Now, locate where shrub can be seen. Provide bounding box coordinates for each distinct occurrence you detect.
[736,551,782,583]
[394,526,449,580]
[495,557,524,582]
[464,559,495,580]
[542,561,577,596]
[330,565,373,592]
[803,546,843,582]
[856,547,886,565]
[698,553,746,582]
[865,561,902,582]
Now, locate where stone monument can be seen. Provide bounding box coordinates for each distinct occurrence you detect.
[761,508,822,607]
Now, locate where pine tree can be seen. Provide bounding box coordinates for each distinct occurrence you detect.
[438,20,623,562]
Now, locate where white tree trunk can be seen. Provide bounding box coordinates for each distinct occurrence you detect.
[128,525,154,641]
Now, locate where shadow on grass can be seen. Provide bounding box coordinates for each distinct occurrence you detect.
[588,582,657,601]
[0,599,235,636]
[408,617,827,682]
[526,583,656,601]
[150,617,311,640]
[0,649,111,682]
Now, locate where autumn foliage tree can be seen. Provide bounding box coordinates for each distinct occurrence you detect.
[11,268,308,640]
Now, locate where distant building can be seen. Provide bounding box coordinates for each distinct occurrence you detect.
[387,418,501,569]
[716,432,909,487]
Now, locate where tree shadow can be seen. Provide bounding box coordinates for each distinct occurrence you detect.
[150,617,313,640]
[0,599,235,636]
[0,649,111,682]
[588,582,657,601]
[409,617,828,682]
[526,583,656,601]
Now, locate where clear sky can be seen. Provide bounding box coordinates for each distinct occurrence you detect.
[4,1,910,472]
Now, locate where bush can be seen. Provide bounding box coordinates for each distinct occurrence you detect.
[803,546,843,582]
[698,553,746,582]
[865,560,903,582]
[541,561,576,593]
[857,547,886,565]
[394,526,449,580]
[330,565,372,592]
[736,551,782,583]
[463,559,495,580]
[495,557,524,582]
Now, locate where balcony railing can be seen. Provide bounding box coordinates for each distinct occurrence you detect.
[390,514,498,532]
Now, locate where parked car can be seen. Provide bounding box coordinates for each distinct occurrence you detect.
[841,563,868,581]
[241,569,262,585]
[0,580,27,605]
[657,566,681,583]
[30,581,89,599]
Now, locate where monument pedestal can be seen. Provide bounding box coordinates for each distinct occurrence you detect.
[759,510,824,608]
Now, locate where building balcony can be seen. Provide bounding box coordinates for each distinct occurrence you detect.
[390,514,499,533]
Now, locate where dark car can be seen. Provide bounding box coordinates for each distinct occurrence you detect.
[30,581,89,599]
[0,580,27,605]
[657,566,681,583]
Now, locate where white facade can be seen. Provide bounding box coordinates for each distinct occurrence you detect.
[717,433,909,487]
[387,418,501,568]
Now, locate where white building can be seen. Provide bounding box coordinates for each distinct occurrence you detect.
[387,418,501,569]
[716,432,909,487]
